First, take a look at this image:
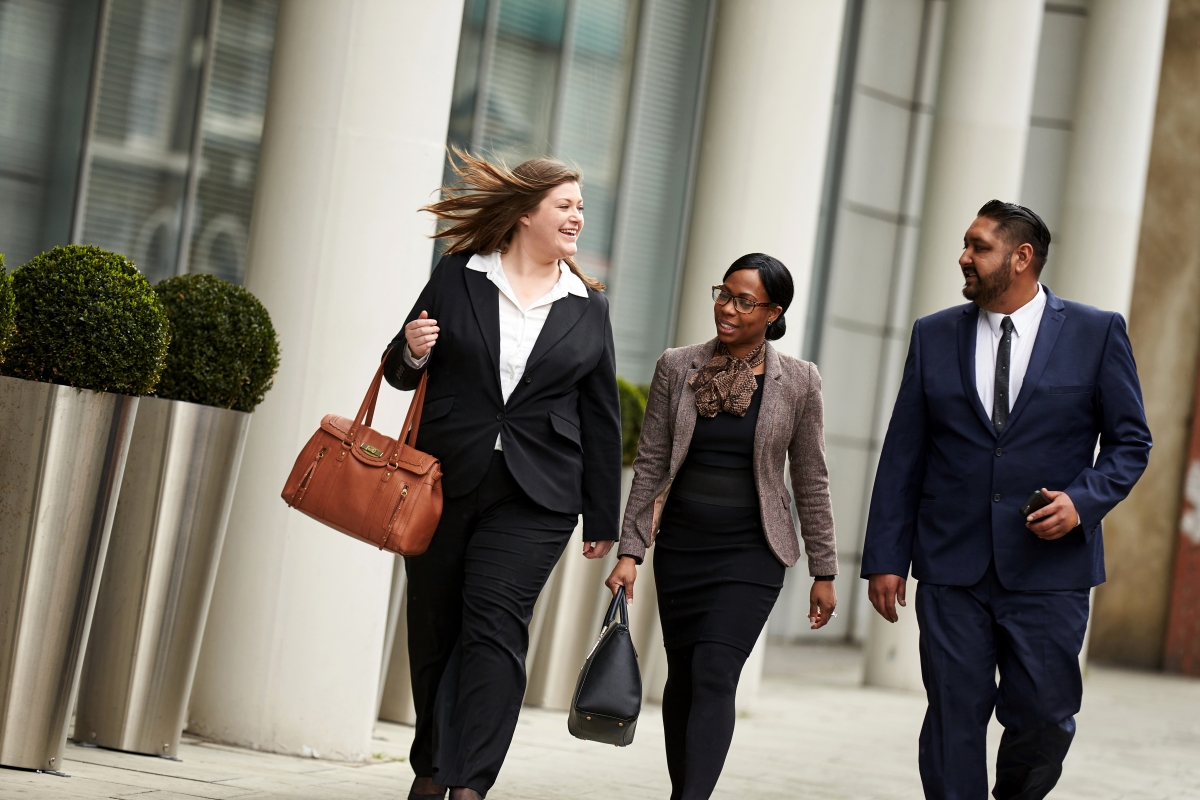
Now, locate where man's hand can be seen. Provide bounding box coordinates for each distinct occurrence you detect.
[868,573,907,623]
[583,540,613,559]
[1025,488,1079,540]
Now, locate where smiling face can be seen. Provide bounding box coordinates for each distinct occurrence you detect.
[514,180,584,262]
[713,268,781,354]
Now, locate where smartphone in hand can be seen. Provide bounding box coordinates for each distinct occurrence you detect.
[1020,489,1052,518]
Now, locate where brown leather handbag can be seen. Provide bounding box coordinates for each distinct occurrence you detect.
[281,359,443,556]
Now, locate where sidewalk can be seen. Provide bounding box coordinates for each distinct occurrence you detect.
[1,643,1197,799]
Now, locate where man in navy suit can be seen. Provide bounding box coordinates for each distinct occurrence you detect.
[862,200,1151,799]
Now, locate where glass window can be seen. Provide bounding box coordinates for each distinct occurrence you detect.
[443,0,637,286]
[605,0,713,382]
[184,0,278,284]
[0,0,101,267]
[554,0,638,283]
[80,0,210,285]
[443,0,713,382]
[71,0,276,285]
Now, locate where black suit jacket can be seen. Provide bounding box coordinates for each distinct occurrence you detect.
[383,252,622,542]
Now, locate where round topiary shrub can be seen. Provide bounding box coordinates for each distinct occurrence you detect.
[1,245,169,395]
[0,255,14,362]
[154,273,280,412]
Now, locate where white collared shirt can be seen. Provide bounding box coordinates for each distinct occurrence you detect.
[975,284,1047,417]
[405,251,588,449]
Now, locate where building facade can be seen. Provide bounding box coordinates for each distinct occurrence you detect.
[1,0,1197,760]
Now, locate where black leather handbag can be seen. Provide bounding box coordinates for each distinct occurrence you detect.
[568,590,642,746]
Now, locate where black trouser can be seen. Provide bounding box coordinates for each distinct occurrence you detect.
[661,641,751,800]
[405,452,576,796]
[916,561,1090,800]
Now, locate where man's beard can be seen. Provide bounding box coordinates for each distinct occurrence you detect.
[962,252,1012,306]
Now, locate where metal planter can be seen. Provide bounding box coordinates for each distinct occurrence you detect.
[0,375,139,772]
[74,397,250,758]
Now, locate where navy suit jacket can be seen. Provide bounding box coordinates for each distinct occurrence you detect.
[861,287,1151,591]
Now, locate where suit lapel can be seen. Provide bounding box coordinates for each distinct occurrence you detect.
[463,266,501,386]
[1001,288,1065,435]
[754,343,783,472]
[959,305,997,437]
[524,293,588,374]
[671,340,716,474]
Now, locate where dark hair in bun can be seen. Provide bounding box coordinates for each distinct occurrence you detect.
[723,253,793,341]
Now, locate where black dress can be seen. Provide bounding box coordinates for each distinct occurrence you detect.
[654,374,786,655]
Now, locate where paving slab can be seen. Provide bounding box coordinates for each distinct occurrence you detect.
[0,643,1196,799]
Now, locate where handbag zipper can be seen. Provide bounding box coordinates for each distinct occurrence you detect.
[292,447,326,505]
[381,485,409,549]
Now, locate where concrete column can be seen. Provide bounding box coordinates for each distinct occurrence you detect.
[865,0,1044,690]
[1090,0,1200,668]
[187,0,462,760]
[909,0,1044,320]
[668,0,846,706]
[674,0,847,356]
[1052,0,1169,315]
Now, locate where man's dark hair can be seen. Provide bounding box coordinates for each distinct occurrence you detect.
[977,199,1051,275]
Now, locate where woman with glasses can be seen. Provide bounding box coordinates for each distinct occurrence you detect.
[605,253,837,800]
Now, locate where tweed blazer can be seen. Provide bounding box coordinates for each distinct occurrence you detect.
[618,339,838,573]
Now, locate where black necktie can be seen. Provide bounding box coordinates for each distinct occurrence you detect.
[992,316,1014,433]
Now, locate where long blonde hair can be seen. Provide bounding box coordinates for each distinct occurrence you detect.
[422,147,604,291]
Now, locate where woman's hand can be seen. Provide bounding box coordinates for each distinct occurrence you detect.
[808,580,837,629]
[583,541,613,559]
[405,310,440,359]
[605,556,638,603]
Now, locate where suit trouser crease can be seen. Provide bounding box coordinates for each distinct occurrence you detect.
[916,563,1089,800]
[405,453,575,796]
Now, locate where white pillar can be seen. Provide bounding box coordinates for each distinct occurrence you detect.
[665,0,846,706]
[864,0,1044,690]
[187,0,462,760]
[674,0,847,356]
[862,597,923,692]
[1051,0,1168,316]
[909,0,1045,320]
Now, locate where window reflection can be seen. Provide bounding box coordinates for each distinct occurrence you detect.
[0,0,100,267]
[443,0,637,285]
[76,0,276,285]
[82,0,208,284]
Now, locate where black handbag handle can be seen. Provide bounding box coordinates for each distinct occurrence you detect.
[603,589,629,630]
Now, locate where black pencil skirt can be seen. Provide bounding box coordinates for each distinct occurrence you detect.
[653,493,785,655]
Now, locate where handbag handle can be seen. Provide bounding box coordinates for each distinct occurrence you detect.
[348,352,430,458]
[603,588,629,630]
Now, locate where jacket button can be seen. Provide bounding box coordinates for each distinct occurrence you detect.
[524,376,532,384]
[995,448,1003,457]
[496,412,504,421]
[993,493,1001,502]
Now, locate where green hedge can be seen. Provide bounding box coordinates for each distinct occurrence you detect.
[154,273,280,412]
[1,245,169,395]
[0,255,13,362]
[617,377,649,467]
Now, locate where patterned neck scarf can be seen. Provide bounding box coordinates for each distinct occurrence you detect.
[689,340,766,418]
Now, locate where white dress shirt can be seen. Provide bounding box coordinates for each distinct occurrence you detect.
[975,284,1047,416]
[405,251,588,449]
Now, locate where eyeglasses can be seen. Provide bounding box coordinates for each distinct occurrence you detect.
[712,286,775,315]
